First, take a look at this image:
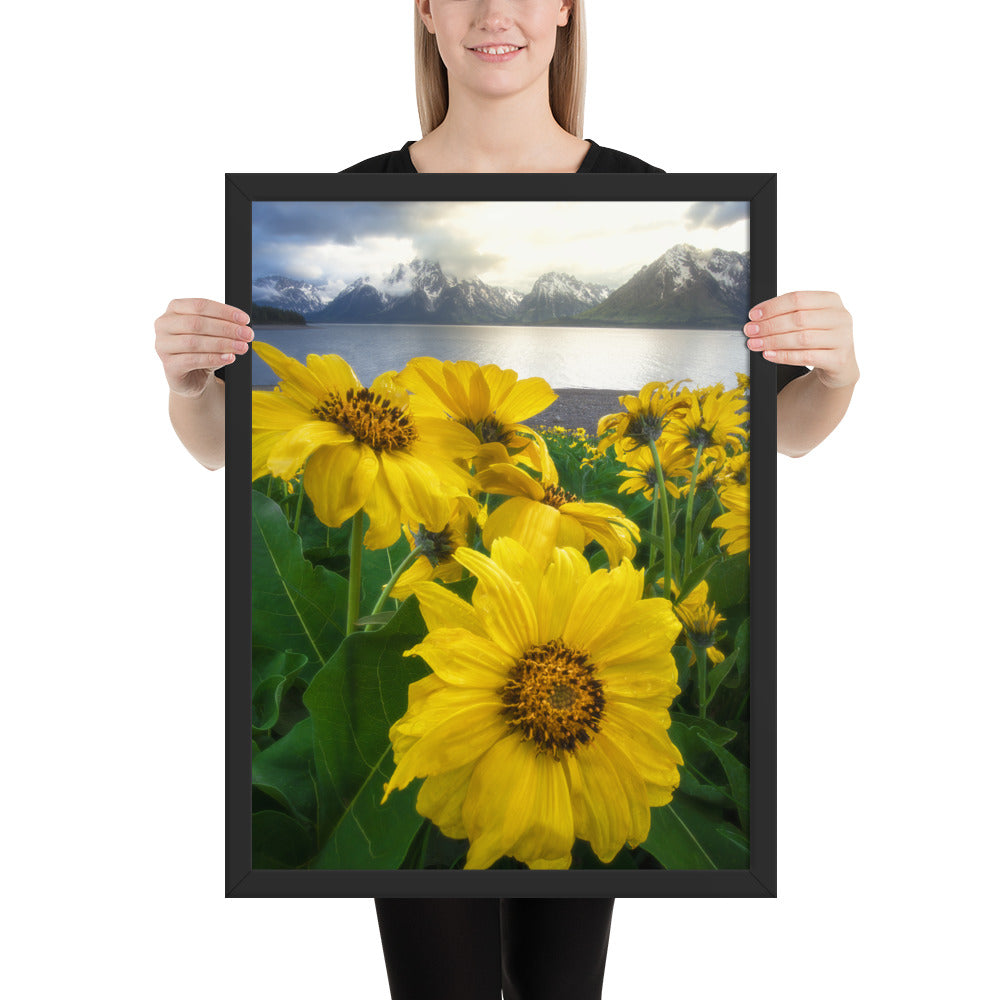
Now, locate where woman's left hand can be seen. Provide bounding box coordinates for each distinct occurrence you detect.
[744,290,859,389]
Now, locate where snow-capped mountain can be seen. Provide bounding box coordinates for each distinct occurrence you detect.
[251,245,747,327]
[251,275,330,316]
[514,271,610,322]
[308,258,526,324]
[576,244,749,327]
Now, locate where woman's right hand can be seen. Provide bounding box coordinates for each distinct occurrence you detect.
[154,297,254,397]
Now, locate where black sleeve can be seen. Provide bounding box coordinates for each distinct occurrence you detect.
[776,362,810,394]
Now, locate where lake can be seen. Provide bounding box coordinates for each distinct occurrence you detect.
[249,322,749,393]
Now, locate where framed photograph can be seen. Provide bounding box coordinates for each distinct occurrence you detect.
[225,172,779,898]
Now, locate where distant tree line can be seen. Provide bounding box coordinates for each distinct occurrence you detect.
[250,302,307,325]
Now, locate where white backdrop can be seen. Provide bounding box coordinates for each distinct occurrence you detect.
[4,1,996,997]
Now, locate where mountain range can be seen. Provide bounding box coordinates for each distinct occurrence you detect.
[251,244,749,328]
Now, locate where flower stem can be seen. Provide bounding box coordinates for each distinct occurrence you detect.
[346,510,364,636]
[695,646,708,718]
[292,479,305,535]
[649,443,673,595]
[683,442,705,578]
[364,546,424,631]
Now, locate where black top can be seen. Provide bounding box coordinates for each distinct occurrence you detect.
[341,138,665,174]
[225,140,810,391]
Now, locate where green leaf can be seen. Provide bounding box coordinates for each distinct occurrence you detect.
[355,611,396,627]
[691,491,720,539]
[303,595,430,862]
[706,647,739,704]
[309,743,424,870]
[675,554,721,604]
[705,550,749,608]
[251,648,308,733]
[695,732,749,831]
[252,810,314,869]
[644,792,749,870]
[644,797,719,869]
[672,712,738,747]
[251,491,349,677]
[251,717,318,824]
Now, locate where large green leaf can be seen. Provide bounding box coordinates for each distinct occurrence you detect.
[705,550,749,608]
[251,490,349,675]
[645,796,719,869]
[302,596,431,864]
[251,716,317,824]
[309,743,423,870]
[644,792,749,870]
[252,810,314,870]
[251,648,308,733]
[695,732,749,832]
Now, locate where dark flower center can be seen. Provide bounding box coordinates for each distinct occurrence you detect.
[686,425,714,449]
[499,639,605,760]
[460,414,513,446]
[626,412,665,446]
[312,387,417,453]
[541,483,578,509]
[412,525,457,567]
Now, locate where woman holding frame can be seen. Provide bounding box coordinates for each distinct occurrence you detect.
[154,3,859,998]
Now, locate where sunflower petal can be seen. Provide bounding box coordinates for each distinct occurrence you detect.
[379,450,450,531]
[415,760,477,839]
[266,421,355,480]
[563,738,631,863]
[493,377,558,425]
[252,390,312,430]
[381,702,511,804]
[410,582,490,638]
[452,546,538,657]
[536,547,592,642]
[561,560,644,652]
[405,628,515,687]
[462,733,575,869]
[302,441,378,527]
[252,342,328,405]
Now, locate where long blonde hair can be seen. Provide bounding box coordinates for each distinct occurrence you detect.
[414,1,587,138]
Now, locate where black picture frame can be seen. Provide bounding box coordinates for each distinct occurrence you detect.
[225,172,778,898]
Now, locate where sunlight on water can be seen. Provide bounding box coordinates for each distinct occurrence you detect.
[250,323,748,392]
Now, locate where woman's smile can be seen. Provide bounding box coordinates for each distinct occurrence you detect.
[466,43,526,62]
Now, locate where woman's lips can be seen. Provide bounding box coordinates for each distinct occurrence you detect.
[467,45,525,63]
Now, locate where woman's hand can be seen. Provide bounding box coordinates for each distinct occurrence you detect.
[154,297,254,397]
[744,290,859,390]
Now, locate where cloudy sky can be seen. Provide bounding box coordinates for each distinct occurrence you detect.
[252,201,748,298]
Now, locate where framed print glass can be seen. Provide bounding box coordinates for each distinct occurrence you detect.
[225,172,779,898]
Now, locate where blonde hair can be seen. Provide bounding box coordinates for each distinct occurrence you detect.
[414,1,587,138]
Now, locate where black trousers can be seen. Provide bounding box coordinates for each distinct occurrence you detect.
[374,897,615,1000]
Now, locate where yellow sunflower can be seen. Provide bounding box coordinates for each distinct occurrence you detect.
[251,342,479,547]
[389,496,481,601]
[474,441,639,567]
[674,453,728,497]
[719,451,749,489]
[713,482,749,556]
[669,580,726,666]
[617,435,697,502]
[662,385,747,462]
[399,357,557,470]
[596,379,690,456]
[380,538,684,869]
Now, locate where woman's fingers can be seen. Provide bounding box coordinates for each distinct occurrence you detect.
[165,297,250,326]
[154,298,253,395]
[158,332,252,358]
[744,290,858,389]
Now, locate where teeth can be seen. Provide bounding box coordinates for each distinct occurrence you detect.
[475,45,521,54]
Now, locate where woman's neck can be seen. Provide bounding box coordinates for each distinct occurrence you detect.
[409,86,588,173]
